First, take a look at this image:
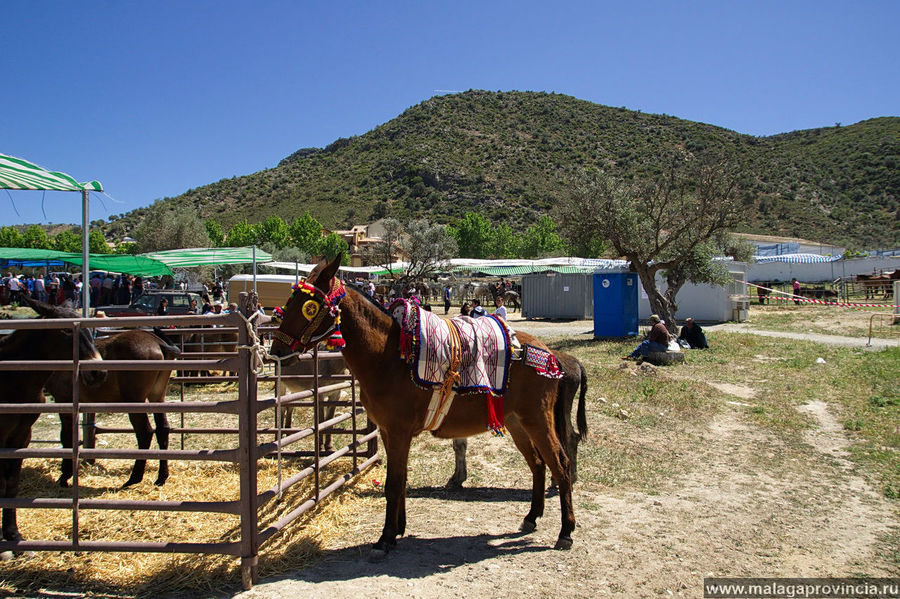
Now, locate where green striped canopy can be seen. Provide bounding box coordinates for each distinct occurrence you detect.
[0,153,103,192]
[142,247,273,268]
[0,248,171,276]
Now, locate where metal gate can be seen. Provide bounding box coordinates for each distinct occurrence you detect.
[0,311,378,590]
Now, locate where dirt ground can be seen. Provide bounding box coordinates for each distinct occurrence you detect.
[229,310,899,599]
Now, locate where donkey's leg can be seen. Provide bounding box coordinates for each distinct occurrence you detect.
[506,420,546,532]
[371,430,412,560]
[58,412,76,487]
[152,412,170,486]
[2,418,36,555]
[519,417,575,549]
[446,438,468,488]
[320,392,338,452]
[124,413,153,487]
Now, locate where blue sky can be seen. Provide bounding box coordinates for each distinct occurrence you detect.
[2,1,898,226]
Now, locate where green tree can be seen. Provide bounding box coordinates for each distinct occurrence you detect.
[225,220,256,247]
[448,212,492,258]
[256,216,290,249]
[520,214,566,258]
[134,202,211,252]
[559,153,746,331]
[0,226,24,248]
[316,232,350,264]
[89,230,111,254]
[22,225,52,249]
[488,223,519,258]
[205,220,225,247]
[52,230,81,252]
[288,212,323,254]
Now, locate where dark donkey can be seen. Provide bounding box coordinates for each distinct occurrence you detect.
[448,349,588,488]
[45,329,181,488]
[0,298,104,557]
[269,256,576,559]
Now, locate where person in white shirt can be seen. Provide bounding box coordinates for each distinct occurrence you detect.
[493,296,507,320]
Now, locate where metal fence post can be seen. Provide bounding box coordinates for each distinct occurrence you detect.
[237,315,259,589]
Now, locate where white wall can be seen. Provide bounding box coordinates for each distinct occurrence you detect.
[634,266,747,323]
[746,256,900,282]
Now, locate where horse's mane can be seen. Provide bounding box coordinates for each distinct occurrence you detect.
[345,282,392,317]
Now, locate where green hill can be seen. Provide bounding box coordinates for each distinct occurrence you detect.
[105,91,899,249]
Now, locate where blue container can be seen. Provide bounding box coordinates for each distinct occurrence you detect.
[593,272,639,337]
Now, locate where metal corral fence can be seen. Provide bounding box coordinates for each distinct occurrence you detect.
[0,312,378,590]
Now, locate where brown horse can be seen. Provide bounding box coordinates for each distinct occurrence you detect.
[269,256,576,558]
[45,329,181,488]
[0,298,104,555]
[448,349,588,488]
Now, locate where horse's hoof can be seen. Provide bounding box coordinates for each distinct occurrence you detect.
[121,479,140,489]
[445,477,464,490]
[520,519,537,533]
[154,477,168,487]
[58,479,70,488]
[554,536,573,550]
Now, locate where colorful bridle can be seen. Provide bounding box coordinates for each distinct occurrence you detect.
[272,278,346,352]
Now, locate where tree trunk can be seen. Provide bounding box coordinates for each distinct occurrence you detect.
[663,273,685,333]
[632,263,677,333]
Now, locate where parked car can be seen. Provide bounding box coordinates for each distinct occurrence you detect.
[98,290,202,317]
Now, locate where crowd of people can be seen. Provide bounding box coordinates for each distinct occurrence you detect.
[1,271,83,306]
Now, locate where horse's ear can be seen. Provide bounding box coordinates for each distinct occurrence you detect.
[306,253,342,291]
[20,295,50,318]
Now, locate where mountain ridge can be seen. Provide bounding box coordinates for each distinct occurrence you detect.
[102,91,899,249]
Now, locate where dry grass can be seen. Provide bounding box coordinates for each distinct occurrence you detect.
[2,380,380,598]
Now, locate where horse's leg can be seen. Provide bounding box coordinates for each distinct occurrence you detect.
[58,412,75,487]
[506,420,546,532]
[446,438,468,488]
[148,373,172,486]
[124,412,153,487]
[1,417,36,555]
[371,429,412,560]
[518,417,575,549]
[152,412,170,486]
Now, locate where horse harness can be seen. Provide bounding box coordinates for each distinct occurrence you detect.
[272,279,346,353]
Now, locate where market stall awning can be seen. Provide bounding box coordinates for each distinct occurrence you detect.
[753,253,843,264]
[142,247,273,268]
[0,247,171,277]
[0,153,103,192]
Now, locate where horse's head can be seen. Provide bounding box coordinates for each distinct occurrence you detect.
[21,296,106,387]
[270,254,346,358]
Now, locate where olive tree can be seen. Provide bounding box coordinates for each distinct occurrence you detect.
[559,153,746,331]
[134,202,210,252]
[366,218,456,284]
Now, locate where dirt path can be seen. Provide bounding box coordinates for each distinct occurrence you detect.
[708,323,900,349]
[232,397,898,599]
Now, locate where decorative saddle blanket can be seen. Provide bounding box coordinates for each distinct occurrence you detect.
[390,300,564,435]
[391,299,511,395]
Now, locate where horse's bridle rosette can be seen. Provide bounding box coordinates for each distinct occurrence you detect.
[301,300,320,320]
[273,278,347,353]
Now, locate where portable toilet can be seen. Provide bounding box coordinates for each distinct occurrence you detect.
[593,272,639,337]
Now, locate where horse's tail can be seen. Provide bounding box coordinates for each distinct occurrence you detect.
[151,327,182,358]
[575,359,588,442]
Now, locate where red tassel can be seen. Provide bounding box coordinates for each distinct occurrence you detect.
[486,393,505,436]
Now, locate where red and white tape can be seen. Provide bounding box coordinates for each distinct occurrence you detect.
[742,282,895,309]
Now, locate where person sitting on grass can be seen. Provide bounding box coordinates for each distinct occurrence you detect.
[678,317,709,349]
[624,314,671,361]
